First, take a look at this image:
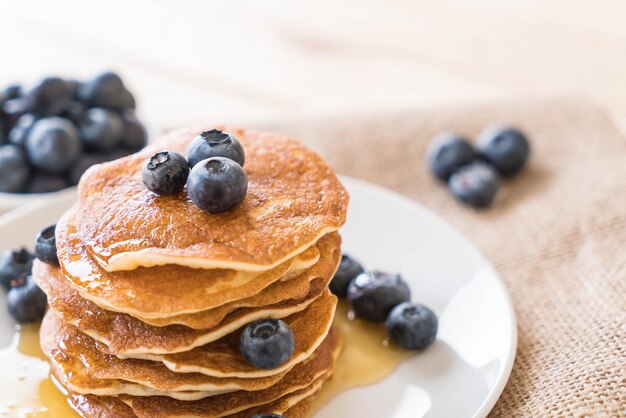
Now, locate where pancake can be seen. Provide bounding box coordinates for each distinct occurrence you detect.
[67,393,137,418]
[41,311,287,396]
[120,327,340,418]
[134,290,336,377]
[227,380,322,418]
[66,386,320,418]
[45,231,339,333]
[75,126,349,272]
[35,245,338,355]
[55,209,324,318]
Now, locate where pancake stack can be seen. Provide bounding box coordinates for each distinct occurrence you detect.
[34,127,349,418]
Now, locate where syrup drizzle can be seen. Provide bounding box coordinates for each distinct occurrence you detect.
[0,302,409,417]
[0,324,77,417]
[316,301,411,407]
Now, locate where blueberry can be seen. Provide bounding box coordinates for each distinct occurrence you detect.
[187,157,247,213]
[386,302,438,350]
[78,71,125,108]
[448,162,499,208]
[7,276,47,323]
[0,145,30,193]
[79,108,123,151]
[64,79,81,99]
[110,88,136,112]
[68,153,108,185]
[25,174,69,194]
[26,117,82,173]
[347,271,411,322]
[2,98,30,130]
[8,113,37,147]
[35,225,59,266]
[477,126,530,176]
[142,151,189,196]
[0,248,34,291]
[240,319,295,369]
[0,83,23,103]
[329,254,364,297]
[428,133,476,181]
[105,148,132,162]
[251,415,285,418]
[119,113,147,151]
[25,77,71,116]
[187,129,245,168]
[59,100,86,125]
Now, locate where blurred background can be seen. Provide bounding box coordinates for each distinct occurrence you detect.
[2,0,626,132]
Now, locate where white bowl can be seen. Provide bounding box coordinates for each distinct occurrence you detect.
[0,187,78,214]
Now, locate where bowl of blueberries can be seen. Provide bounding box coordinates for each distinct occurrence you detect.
[0,71,148,211]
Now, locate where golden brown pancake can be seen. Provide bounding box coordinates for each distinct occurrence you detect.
[141,231,339,329]
[75,126,349,272]
[41,312,287,396]
[119,327,340,418]
[42,232,339,335]
[67,392,137,418]
[137,290,336,377]
[55,209,326,318]
[229,384,322,418]
[66,387,320,418]
[35,252,338,356]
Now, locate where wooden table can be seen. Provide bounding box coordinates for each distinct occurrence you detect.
[2,0,626,132]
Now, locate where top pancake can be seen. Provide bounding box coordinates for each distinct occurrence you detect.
[75,126,349,272]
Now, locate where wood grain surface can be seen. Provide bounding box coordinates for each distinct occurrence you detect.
[2,0,625,132]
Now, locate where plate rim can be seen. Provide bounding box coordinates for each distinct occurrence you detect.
[339,176,517,418]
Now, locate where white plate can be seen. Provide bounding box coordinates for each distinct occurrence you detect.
[0,177,516,418]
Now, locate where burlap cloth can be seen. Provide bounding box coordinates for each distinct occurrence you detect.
[257,97,625,417]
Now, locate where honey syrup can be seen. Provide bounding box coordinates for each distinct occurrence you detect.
[316,301,411,406]
[0,302,409,417]
[0,324,77,417]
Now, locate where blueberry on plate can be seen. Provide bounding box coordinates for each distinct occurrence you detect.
[240,319,295,369]
[68,153,108,185]
[427,133,476,181]
[79,108,124,151]
[187,157,248,213]
[35,225,59,266]
[26,117,82,173]
[0,145,30,193]
[448,162,499,208]
[0,248,34,291]
[347,271,411,322]
[187,129,245,168]
[8,113,37,147]
[119,113,147,151]
[25,174,69,194]
[25,76,71,116]
[7,276,47,323]
[385,302,438,350]
[78,71,125,108]
[251,414,285,418]
[477,126,530,176]
[142,151,189,196]
[329,253,364,297]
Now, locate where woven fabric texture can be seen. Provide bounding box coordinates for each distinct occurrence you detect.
[261,97,626,417]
